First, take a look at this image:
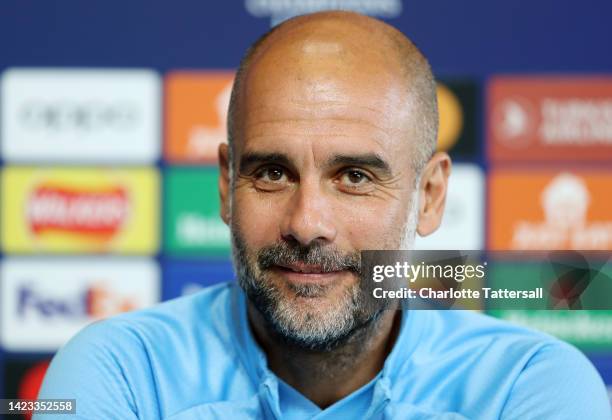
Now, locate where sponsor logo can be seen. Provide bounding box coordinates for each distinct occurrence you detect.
[165,72,234,163]
[488,77,612,161]
[164,168,231,255]
[492,310,612,351]
[491,97,536,148]
[1,167,159,253]
[489,170,612,250]
[176,213,230,246]
[18,101,138,132]
[17,282,138,319]
[244,0,402,26]
[488,259,612,351]
[1,68,160,163]
[0,258,159,351]
[415,164,484,250]
[27,185,129,238]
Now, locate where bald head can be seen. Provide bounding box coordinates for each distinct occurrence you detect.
[227,11,438,175]
[221,12,450,356]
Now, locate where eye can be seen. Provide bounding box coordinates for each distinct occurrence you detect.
[340,169,371,185]
[256,166,286,182]
[252,165,291,191]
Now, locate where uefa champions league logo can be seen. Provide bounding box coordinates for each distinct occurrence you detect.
[244,0,403,26]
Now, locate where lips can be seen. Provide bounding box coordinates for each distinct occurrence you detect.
[276,262,334,274]
[271,262,351,287]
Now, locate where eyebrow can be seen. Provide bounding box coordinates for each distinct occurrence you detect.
[239,152,292,173]
[238,151,393,178]
[326,154,393,178]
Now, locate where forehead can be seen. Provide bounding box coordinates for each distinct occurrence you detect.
[236,38,417,164]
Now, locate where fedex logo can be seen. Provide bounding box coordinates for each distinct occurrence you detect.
[0,258,159,351]
[17,282,137,320]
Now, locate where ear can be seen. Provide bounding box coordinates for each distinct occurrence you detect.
[416,152,451,237]
[218,143,231,226]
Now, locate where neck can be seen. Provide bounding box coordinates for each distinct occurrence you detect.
[247,304,401,408]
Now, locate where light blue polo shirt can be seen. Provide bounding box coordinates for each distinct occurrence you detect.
[37,282,611,419]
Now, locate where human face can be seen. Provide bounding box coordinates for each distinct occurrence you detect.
[221,39,419,350]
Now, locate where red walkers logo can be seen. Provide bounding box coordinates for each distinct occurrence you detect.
[26,185,129,239]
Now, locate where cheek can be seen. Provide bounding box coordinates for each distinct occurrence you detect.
[339,199,410,249]
[232,192,281,248]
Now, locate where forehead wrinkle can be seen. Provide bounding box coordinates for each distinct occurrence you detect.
[246,116,391,136]
[286,100,390,117]
[245,100,393,119]
[244,101,401,142]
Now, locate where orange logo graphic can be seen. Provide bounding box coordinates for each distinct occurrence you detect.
[165,72,235,163]
[489,171,612,250]
[86,283,138,318]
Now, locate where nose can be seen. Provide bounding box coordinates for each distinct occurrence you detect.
[280,179,337,247]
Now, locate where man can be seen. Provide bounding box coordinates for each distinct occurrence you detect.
[38,11,610,419]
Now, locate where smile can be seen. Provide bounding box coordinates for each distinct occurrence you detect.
[272,263,350,284]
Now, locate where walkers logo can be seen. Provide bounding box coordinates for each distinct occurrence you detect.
[488,76,612,161]
[244,0,402,26]
[164,168,231,256]
[415,164,484,250]
[436,80,479,159]
[1,68,160,164]
[28,185,128,239]
[488,170,612,250]
[0,258,159,351]
[165,72,234,163]
[1,167,159,253]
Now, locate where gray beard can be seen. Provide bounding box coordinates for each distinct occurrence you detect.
[231,229,386,352]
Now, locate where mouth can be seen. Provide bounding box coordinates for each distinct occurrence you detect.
[271,262,350,285]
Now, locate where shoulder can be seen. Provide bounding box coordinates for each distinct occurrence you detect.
[67,281,241,361]
[501,333,611,419]
[415,309,560,356]
[422,310,605,376]
[391,310,610,418]
[37,283,242,409]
